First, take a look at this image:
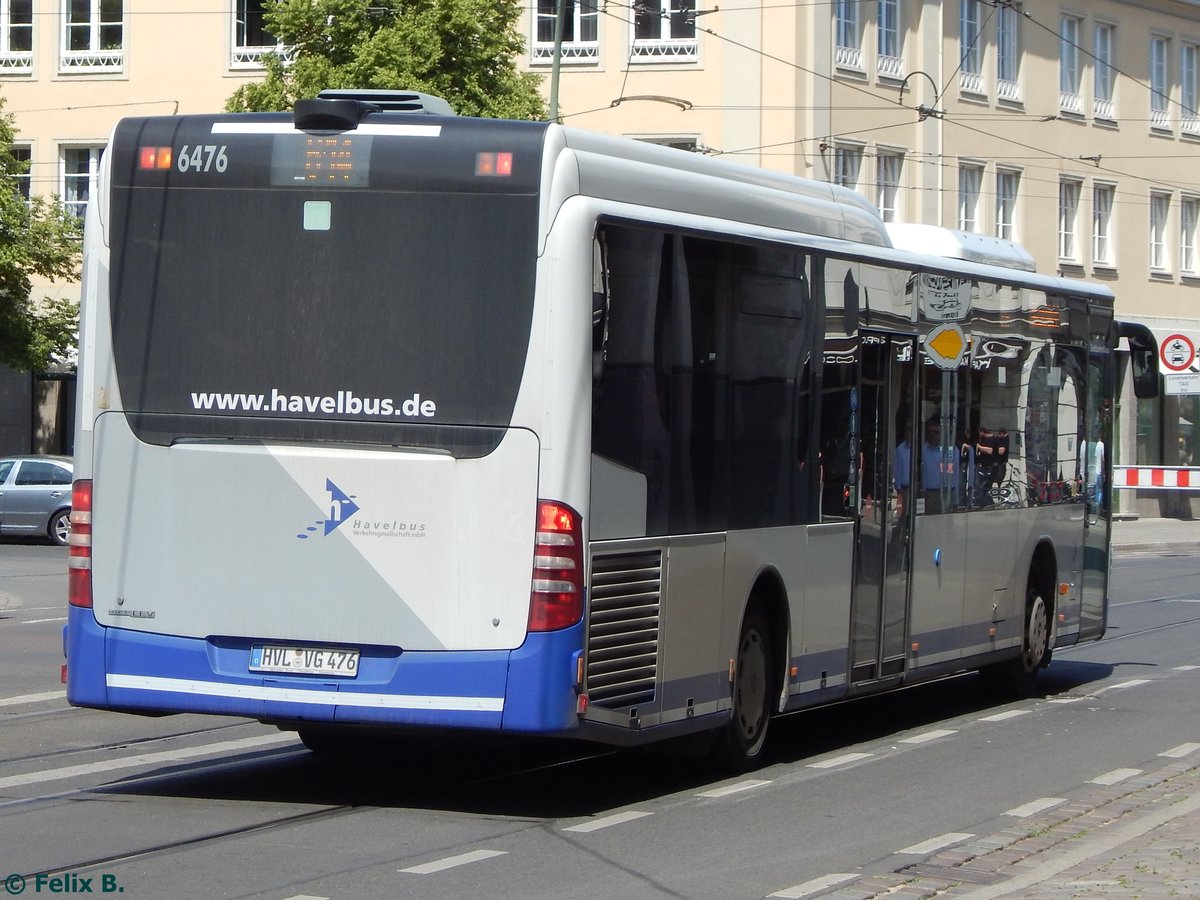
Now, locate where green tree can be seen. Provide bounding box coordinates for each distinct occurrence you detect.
[226,0,545,120]
[0,98,82,372]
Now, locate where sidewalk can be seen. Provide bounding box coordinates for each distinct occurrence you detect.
[814,516,1200,900]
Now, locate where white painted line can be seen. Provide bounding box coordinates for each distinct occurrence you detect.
[1005,797,1066,817]
[23,617,67,625]
[897,832,975,855]
[807,752,872,769]
[1174,665,1200,671]
[696,779,771,798]
[900,729,957,744]
[1160,742,1200,759]
[979,710,1028,722]
[563,810,653,833]
[1090,768,1142,786]
[1047,697,1084,704]
[399,849,507,875]
[0,690,66,707]
[0,732,296,790]
[768,873,859,898]
[1096,678,1152,693]
[282,896,329,900]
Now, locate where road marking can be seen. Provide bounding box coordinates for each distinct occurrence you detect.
[0,690,66,707]
[768,873,859,898]
[1090,768,1142,786]
[696,779,771,798]
[1096,678,1152,693]
[23,617,67,625]
[807,752,873,769]
[282,896,329,900]
[1160,742,1200,758]
[897,832,975,855]
[399,849,507,874]
[0,732,296,790]
[563,810,653,833]
[979,710,1028,722]
[1174,665,1200,671]
[1005,797,1066,817]
[900,729,957,744]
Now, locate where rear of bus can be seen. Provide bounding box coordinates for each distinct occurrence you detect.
[65,102,586,738]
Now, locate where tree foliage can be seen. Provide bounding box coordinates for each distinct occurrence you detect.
[0,98,82,372]
[226,0,546,120]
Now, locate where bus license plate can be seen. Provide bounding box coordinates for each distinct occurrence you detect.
[249,645,359,677]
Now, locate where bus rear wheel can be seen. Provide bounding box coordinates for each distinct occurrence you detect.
[981,586,1050,698]
[715,606,772,770]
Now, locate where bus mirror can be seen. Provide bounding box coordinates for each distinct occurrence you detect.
[1118,321,1159,399]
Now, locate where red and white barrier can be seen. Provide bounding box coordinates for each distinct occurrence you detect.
[1113,466,1200,490]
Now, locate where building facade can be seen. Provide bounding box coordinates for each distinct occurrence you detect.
[3,1,1199,512]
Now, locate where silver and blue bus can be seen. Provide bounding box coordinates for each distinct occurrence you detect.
[64,91,1157,768]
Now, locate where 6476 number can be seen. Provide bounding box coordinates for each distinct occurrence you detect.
[177,144,229,173]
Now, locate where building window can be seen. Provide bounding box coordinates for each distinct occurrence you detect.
[232,0,284,68]
[1150,36,1170,131]
[957,163,983,232]
[0,0,32,71]
[1058,178,1081,263]
[62,0,123,71]
[958,0,982,94]
[1093,23,1115,121]
[534,0,599,63]
[1093,183,1115,267]
[996,4,1020,102]
[631,0,696,61]
[1183,43,1199,136]
[875,150,902,222]
[1182,197,1199,276]
[9,143,30,200]
[996,168,1019,241]
[1059,15,1082,114]
[1150,191,1171,272]
[876,0,901,79]
[63,146,103,220]
[834,0,861,70]
[833,144,862,190]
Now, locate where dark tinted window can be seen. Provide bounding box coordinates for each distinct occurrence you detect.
[15,461,71,486]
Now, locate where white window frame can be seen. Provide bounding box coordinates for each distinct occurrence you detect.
[1182,42,1199,136]
[833,143,863,191]
[1181,196,1200,276]
[876,0,902,80]
[1093,23,1115,121]
[231,0,287,69]
[630,0,696,62]
[996,4,1020,102]
[1150,36,1171,132]
[1150,191,1171,273]
[875,149,902,222]
[1058,178,1082,264]
[957,162,983,233]
[834,0,862,71]
[1059,15,1082,115]
[0,0,32,71]
[533,0,599,63]
[958,0,982,94]
[61,0,123,72]
[1092,182,1115,268]
[995,168,1020,241]
[62,145,103,221]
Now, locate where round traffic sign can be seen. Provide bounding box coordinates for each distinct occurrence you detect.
[1160,333,1196,372]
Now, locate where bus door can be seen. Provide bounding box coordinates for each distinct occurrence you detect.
[1080,347,1114,640]
[850,334,917,684]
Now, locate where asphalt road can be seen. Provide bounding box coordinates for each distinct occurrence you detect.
[0,543,1197,900]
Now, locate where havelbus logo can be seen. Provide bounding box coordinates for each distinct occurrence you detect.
[296,478,360,540]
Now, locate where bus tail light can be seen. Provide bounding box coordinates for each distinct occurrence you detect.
[68,480,93,609]
[528,500,584,631]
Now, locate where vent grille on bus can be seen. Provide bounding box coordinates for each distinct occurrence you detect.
[586,549,662,710]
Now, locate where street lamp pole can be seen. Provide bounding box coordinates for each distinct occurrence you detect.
[548,0,566,121]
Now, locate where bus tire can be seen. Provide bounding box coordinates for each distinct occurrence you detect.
[981,586,1051,698]
[715,605,773,771]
